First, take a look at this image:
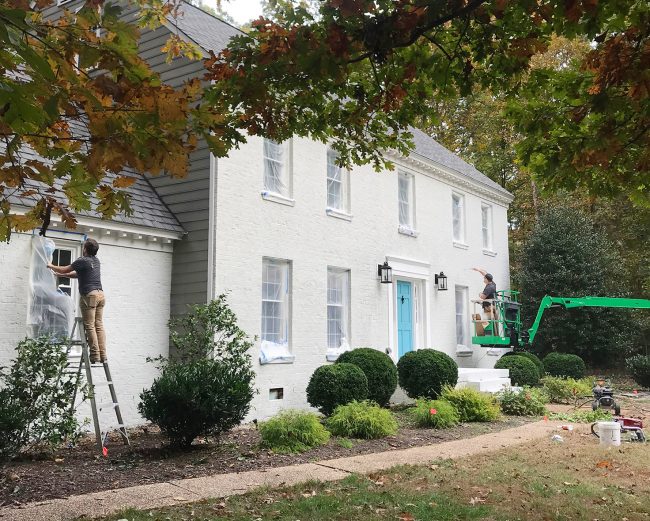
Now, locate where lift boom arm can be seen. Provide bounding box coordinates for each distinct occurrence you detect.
[527,296,650,345]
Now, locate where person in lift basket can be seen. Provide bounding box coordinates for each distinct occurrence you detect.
[49,238,106,364]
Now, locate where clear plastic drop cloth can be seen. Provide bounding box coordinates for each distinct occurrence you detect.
[28,236,74,339]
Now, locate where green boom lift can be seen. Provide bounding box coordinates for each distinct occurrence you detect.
[471,291,650,349]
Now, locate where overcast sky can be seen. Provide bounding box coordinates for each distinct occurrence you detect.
[218,0,263,25]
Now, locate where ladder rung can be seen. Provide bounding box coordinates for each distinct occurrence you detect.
[98,402,118,409]
[93,381,113,386]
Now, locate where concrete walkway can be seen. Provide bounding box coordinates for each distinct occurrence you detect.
[0,420,562,521]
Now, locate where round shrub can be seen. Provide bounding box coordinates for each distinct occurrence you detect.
[412,398,460,428]
[397,349,458,399]
[336,348,398,406]
[497,387,548,416]
[502,351,544,378]
[306,363,368,415]
[542,352,586,379]
[139,358,255,447]
[626,355,650,388]
[259,410,330,453]
[440,386,501,422]
[327,401,398,439]
[495,355,539,386]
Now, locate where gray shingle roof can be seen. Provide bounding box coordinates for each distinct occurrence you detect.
[409,127,512,198]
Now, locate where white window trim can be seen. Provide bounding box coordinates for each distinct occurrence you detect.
[262,138,293,199]
[260,258,294,364]
[398,172,417,236]
[51,239,81,314]
[325,207,353,221]
[451,192,466,245]
[326,148,351,214]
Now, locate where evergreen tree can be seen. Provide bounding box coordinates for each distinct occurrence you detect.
[518,207,642,367]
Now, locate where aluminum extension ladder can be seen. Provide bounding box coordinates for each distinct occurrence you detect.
[67,317,130,449]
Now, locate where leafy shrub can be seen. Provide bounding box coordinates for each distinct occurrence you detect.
[440,387,500,422]
[549,409,612,423]
[397,349,458,399]
[259,410,330,453]
[495,355,539,386]
[306,363,368,415]
[497,387,548,416]
[337,348,398,406]
[502,351,544,378]
[412,399,460,428]
[0,337,88,460]
[139,297,255,448]
[625,355,650,388]
[540,376,592,404]
[327,401,398,439]
[543,352,586,379]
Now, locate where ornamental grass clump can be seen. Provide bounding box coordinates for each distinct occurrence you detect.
[412,399,460,428]
[259,410,330,453]
[327,401,398,439]
[440,386,500,422]
[497,387,548,416]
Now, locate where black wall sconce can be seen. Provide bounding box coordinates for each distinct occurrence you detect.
[377,261,393,284]
[434,271,448,290]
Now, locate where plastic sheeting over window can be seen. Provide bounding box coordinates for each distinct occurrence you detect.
[452,193,464,242]
[326,267,350,361]
[398,173,413,228]
[263,139,289,196]
[28,236,74,339]
[260,258,294,364]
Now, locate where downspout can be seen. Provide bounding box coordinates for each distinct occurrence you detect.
[207,151,217,302]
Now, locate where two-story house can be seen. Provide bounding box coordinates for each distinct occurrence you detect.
[0,1,513,423]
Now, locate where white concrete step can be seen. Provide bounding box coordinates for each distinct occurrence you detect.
[464,378,512,393]
[457,368,509,382]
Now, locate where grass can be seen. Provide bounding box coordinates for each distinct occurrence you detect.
[97,432,650,521]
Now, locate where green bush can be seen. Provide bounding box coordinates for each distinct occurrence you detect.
[440,387,500,422]
[327,401,398,439]
[259,410,330,453]
[548,409,612,423]
[540,376,592,404]
[139,297,255,448]
[412,399,460,428]
[502,351,544,378]
[497,387,548,416]
[625,355,650,388]
[0,336,88,460]
[543,352,586,379]
[306,363,368,415]
[396,349,458,399]
[336,348,398,406]
[494,355,539,386]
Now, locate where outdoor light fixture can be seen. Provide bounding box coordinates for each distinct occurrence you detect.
[377,261,393,284]
[435,271,448,291]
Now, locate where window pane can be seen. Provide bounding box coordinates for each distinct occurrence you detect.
[327,148,347,211]
[455,286,467,346]
[262,259,289,344]
[452,195,463,241]
[399,174,411,226]
[263,139,287,195]
[327,268,350,349]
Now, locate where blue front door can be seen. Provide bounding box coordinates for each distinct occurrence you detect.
[397,280,413,358]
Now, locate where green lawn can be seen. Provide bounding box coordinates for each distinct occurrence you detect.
[95,434,650,521]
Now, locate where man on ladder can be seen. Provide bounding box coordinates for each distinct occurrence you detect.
[49,238,106,363]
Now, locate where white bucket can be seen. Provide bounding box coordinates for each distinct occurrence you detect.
[596,421,621,447]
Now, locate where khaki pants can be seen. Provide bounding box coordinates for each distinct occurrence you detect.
[80,290,106,362]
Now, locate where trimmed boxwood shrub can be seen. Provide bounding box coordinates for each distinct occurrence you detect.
[543,352,586,379]
[397,349,458,399]
[495,355,539,386]
[327,401,398,439]
[306,363,368,415]
[626,355,650,388]
[336,348,398,406]
[502,351,544,378]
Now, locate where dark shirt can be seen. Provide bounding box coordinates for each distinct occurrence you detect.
[482,281,497,309]
[72,256,102,295]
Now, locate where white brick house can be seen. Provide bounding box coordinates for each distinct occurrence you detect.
[0,1,513,424]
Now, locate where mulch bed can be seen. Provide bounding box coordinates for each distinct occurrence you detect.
[0,412,533,506]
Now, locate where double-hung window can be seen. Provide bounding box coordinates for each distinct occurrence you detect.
[326,148,350,214]
[452,192,465,244]
[398,172,415,234]
[327,268,350,357]
[481,203,493,251]
[52,248,74,296]
[260,258,293,363]
[263,139,291,198]
[455,285,469,349]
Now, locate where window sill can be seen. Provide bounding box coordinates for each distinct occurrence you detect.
[482,249,497,257]
[398,225,419,237]
[326,208,353,221]
[453,241,469,250]
[260,355,295,365]
[261,191,295,207]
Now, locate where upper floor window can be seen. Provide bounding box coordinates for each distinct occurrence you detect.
[452,192,465,243]
[398,172,415,232]
[263,139,291,198]
[481,203,493,251]
[326,148,350,213]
